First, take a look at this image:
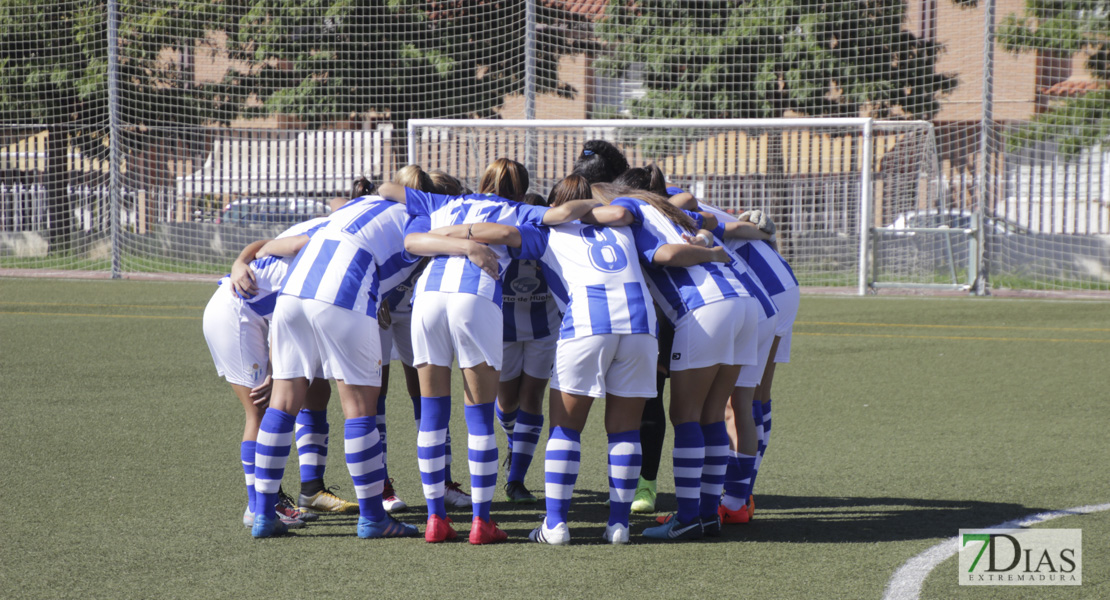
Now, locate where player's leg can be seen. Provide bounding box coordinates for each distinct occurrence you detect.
[531,388,592,546]
[636,309,673,512]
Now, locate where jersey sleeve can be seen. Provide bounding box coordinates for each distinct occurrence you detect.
[685,209,705,229]
[405,189,455,218]
[611,197,645,223]
[666,186,686,196]
[404,214,431,236]
[515,203,550,227]
[512,224,550,261]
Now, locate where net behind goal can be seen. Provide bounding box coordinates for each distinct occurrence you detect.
[408,118,947,291]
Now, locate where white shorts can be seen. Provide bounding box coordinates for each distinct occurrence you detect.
[271,295,382,386]
[411,291,503,370]
[202,284,270,388]
[670,297,759,371]
[735,311,778,388]
[550,333,657,399]
[771,287,800,363]
[390,310,415,367]
[500,337,557,381]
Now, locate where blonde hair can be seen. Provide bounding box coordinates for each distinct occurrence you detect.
[547,174,593,207]
[428,170,465,195]
[591,183,696,233]
[478,158,529,202]
[393,165,436,193]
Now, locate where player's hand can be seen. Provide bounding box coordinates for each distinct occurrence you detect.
[709,246,730,263]
[250,375,273,406]
[466,242,501,280]
[230,261,258,299]
[682,229,715,247]
[377,301,392,329]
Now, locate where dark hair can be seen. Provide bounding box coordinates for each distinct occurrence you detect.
[571,140,629,184]
[547,174,593,207]
[591,182,696,233]
[613,163,668,197]
[428,170,465,195]
[522,192,549,207]
[352,176,375,198]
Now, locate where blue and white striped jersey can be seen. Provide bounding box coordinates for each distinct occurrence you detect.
[404,189,549,306]
[280,196,418,316]
[501,259,560,342]
[381,261,423,315]
[218,217,329,319]
[699,201,799,297]
[514,222,656,340]
[612,197,777,323]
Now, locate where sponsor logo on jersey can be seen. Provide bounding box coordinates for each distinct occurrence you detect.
[510,276,540,295]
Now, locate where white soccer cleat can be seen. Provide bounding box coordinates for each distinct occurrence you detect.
[528,519,570,546]
[603,522,630,545]
[443,481,472,507]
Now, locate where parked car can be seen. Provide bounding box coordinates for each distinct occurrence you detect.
[883,209,1031,237]
[217,197,330,226]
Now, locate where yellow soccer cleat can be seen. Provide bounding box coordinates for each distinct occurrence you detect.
[298,486,359,514]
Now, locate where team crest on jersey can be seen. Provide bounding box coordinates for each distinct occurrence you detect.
[251,363,262,381]
[510,277,540,295]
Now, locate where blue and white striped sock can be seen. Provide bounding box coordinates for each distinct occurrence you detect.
[544,426,581,527]
[607,430,641,528]
[751,398,766,492]
[417,395,450,518]
[294,409,329,484]
[761,399,772,457]
[496,404,518,454]
[345,416,386,522]
[255,408,295,519]
[672,421,705,524]
[444,425,454,483]
[465,403,498,521]
[241,441,257,514]
[508,410,543,483]
[699,421,729,520]
[375,393,389,480]
[722,450,756,511]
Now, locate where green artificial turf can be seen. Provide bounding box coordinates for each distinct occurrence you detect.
[1,279,1106,599]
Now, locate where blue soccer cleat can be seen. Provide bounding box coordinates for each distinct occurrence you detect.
[357,515,419,539]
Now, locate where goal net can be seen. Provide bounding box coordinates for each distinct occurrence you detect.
[409,118,947,291]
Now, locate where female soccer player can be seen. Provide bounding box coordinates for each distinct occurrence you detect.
[594,183,777,541]
[248,189,496,539]
[376,158,599,544]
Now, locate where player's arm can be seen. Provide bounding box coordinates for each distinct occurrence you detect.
[668,192,698,211]
[404,232,502,279]
[229,239,270,298]
[652,243,730,267]
[375,182,408,204]
[541,199,602,225]
[429,223,522,247]
[580,205,632,226]
[257,234,310,259]
[719,220,773,240]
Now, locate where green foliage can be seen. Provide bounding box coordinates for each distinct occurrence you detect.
[595,0,958,121]
[207,1,587,127]
[999,0,1110,153]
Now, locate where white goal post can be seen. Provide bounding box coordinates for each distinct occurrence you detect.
[407,118,947,295]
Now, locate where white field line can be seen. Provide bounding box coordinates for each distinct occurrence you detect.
[882,502,1110,600]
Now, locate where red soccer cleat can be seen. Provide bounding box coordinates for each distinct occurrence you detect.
[747,495,756,519]
[718,503,750,524]
[468,516,509,545]
[425,514,458,543]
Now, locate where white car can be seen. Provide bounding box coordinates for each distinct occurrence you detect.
[884,209,1030,236]
[217,197,330,226]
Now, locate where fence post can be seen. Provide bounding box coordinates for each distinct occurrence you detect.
[973,0,996,296]
[108,0,122,278]
[858,119,874,296]
[524,0,538,177]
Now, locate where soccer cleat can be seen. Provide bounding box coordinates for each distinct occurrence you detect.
[748,494,756,519]
[299,486,359,514]
[642,513,703,541]
[424,514,458,543]
[242,507,255,529]
[630,477,657,513]
[382,479,408,514]
[443,481,473,508]
[702,515,722,538]
[251,513,290,538]
[718,503,750,524]
[504,480,538,504]
[469,516,509,545]
[357,515,419,539]
[602,523,630,545]
[278,490,318,522]
[528,519,570,546]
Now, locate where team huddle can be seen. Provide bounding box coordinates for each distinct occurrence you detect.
[202,140,799,545]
